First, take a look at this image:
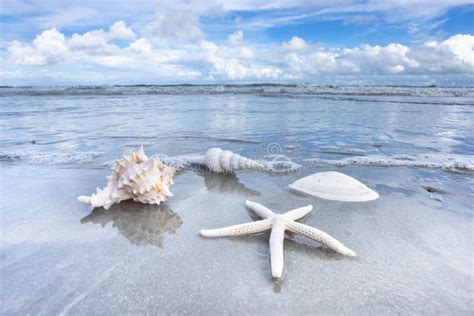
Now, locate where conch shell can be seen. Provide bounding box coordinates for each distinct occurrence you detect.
[78,147,175,209]
[185,147,265,173]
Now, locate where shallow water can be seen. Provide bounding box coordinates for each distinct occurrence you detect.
[1,85,473,169]
[1,85,473,314]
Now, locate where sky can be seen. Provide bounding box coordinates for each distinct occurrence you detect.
[1,0,473,86]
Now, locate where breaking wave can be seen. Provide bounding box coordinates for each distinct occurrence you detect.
[154,154,190,171]
[2,149,472,174]
[305,154,474,173]
[1,84,473,97]
[0,150,98,165]
[155,153,301,173]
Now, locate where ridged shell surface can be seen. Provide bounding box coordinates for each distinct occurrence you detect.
[78,147,175,209]
[204,148,264,173]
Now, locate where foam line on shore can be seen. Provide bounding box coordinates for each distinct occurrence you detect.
[155,153,301,173]
[305,153,474,173]
[0,150,98,165]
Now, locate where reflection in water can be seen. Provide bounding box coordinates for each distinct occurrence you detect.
[81,201,182,248]
[200,170,260,196]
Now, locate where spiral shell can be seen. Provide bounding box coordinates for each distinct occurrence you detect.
[200,148,265,173]
[78,147,175,209]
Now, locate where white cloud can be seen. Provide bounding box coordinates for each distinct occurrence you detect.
[228,30,244,45]
[282,35,474,77]
[8,28,68,66]
[108,21,135,40]
[240,46,254,59]
[283,36,308,51]
[341,43,420,74]
[144,9,204,44]
[69,21,135,51]
[438,34,474,66]
[200,40,282,79]
[129,38,153,54]
[8,42,43,66]
[69,30,110,50]
[5,19,474,83]
[3,0,473,45]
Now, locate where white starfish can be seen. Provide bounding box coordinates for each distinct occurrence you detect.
[200,200,356,278]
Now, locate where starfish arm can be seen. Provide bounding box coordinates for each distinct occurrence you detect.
[283,205,313,221]
[200,219,272,237]
[245,200,275,219]
[287,221,356,257]
[269,220,286,278]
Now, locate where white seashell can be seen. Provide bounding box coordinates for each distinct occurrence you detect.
[288,171,379,202]
[185,147,265,173]
[78,147,175,209]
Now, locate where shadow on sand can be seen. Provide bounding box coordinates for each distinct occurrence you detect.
[192,165,260,196]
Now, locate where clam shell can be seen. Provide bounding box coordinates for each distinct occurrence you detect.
[288,171,379,202]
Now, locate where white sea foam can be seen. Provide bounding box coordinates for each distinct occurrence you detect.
[259,154,301,173]
[1,85,473,97]
[305,153,474,172]
[0,150,98,165]
[0,149,302,173]
[259,160,301,173]
[153,154,190,171]
[3,149,472,174]
[154,153,301,173]
[144,150,301,173]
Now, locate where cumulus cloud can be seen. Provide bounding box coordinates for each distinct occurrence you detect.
[342,43,420,74]
[437,34,474,66]
[226,31,254,59]
[283,36,308,51]
[4,18,474,83]
[108,21,135,40]
[69,21,135,51]
[129,38,153,54]
[283,35,473,77]
[200,40,281,79]
[69,30,110,50]
[8,28,68,66]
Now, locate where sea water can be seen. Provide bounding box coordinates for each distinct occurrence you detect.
[1,85,473,170]
[1,85,473,314]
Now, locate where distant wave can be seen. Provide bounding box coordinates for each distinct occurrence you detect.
[0,149,301,172]
[1,84,473,97]
[0,150,98,165]
[305,154,474,173]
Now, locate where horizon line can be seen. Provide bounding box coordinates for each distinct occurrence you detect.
[1,83,473,88]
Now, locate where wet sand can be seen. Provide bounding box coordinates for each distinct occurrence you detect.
[1,164,473,314]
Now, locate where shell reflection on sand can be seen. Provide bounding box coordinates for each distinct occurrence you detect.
[80,201,182,248]
[202,172,260,196]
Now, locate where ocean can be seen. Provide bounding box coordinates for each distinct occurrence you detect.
[1,85,473,314]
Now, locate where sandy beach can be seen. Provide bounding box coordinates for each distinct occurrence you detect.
[1,160,472,314]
